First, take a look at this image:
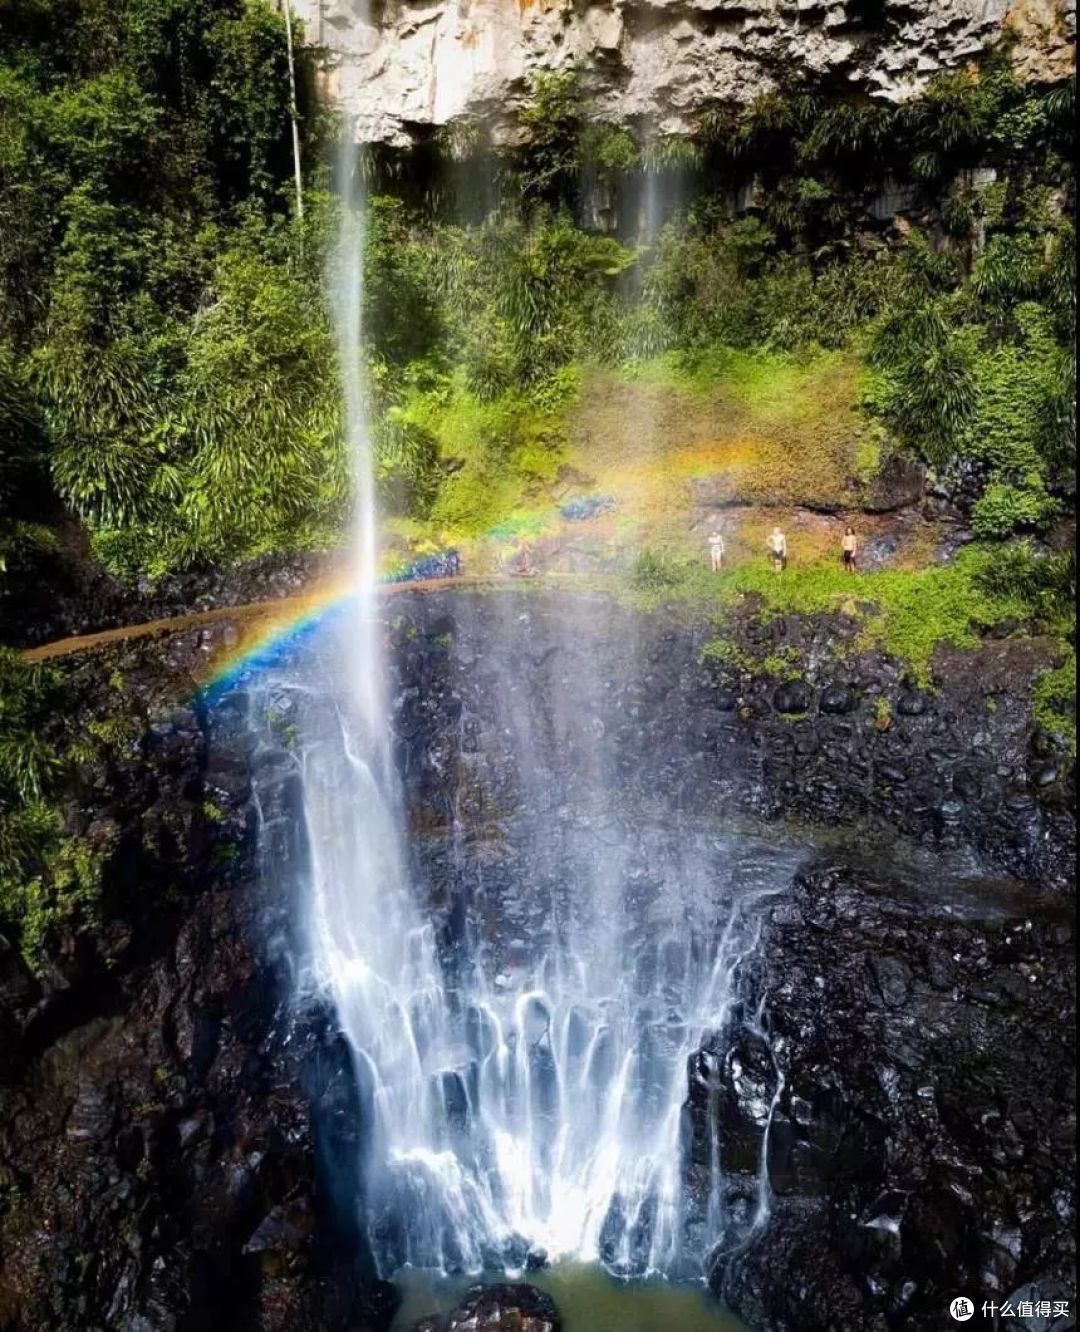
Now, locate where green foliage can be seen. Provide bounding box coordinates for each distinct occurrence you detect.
[970,481,1057,539]
[2,828,111,966]
[0,649,169,968]
[639,137,703,173]
[0,649,65,792]
[586,124,638,177]
[29,208,345,576]
[631,548,690,594]
[387,372,568,534]
[0,9,1074,586]
[516,70,585,205]
[972,541,1075,635]
[868,297,976,463]
[722,545,1031,684]
[0,341,50,569]
[867,248,1073,535]
[1032,651,1076,753]
[0,650,67,964]
[1,0,327,579]
[626,547,1035,685]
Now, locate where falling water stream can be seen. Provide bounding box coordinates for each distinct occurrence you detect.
[252,132,786,1319]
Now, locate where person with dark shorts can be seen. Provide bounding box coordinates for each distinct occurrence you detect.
[841,526,857,572]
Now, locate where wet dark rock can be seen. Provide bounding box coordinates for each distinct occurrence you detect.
[952,766,983,800]
[2,586,1074,1332]
[0,933,36,1011]
[868,955,912,1007]
[820,684,855,715]
[243,1199,315,1255]
[773,681,812,715]
[66,1083,117,1144]
[446,1283,560,1332]
[525,1246,550,1271]
[1030,728,1061,760]
[861,455,925,513]
[0,625,393,1332]
[856,534,902,571]
[713,865,1076,1332]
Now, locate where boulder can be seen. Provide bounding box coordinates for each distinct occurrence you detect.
[713,865,1076,1332]
[819,684,855,715]
[446,1283,560,1332]
[773,680,812,714]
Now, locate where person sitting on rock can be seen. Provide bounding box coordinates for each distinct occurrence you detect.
[708,527,725,572]
[841,525,857,572]
[768,526,787,573]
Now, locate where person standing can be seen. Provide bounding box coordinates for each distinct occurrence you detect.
[768,526,787,573]
[708,527,726,572]
[841,525,857,573]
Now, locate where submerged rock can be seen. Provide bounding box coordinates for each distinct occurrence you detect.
[446,1283,560,1332]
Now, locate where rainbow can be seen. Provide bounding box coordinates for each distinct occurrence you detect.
[199,565,485,703]
[199,498,606,701]
[199,573,355,704]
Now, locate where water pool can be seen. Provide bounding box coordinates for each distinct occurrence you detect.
[391,1264,747,1331]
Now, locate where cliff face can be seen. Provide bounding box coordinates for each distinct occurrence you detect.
[295,0,1075,144]
[0,591,1073,1330]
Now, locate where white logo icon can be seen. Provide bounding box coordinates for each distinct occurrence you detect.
[950,1297,975,1322]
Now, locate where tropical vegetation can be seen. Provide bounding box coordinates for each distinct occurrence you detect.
[0,1,1075,959]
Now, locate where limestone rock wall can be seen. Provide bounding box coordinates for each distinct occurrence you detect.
[293,0,1075,145]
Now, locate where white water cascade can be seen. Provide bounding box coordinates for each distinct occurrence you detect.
[260,132,787,1285]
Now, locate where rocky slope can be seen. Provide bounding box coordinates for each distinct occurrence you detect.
[297,0,1075,144]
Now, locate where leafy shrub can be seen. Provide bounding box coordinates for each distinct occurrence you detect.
[631,548,687,592]
[869,299,977,464]
[973,540,1074,634]
[1032,651,1077,752]
[971,482,1058,538]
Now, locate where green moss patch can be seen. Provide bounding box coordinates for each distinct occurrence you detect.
[630,545,1032,685]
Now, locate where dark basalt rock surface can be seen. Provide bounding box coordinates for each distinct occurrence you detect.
[0,588,1073,1332]
[385,590,1075,1331]
[710,867,1075,1332]
[391,590,1073,896]
[0,624,397,1332]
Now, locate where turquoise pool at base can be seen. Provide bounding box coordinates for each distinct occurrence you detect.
[391,1264,747,1331]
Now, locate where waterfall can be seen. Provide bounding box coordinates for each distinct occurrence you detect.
[253,130,786,1287]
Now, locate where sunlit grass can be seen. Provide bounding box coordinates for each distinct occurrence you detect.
[626,545,1031,685]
